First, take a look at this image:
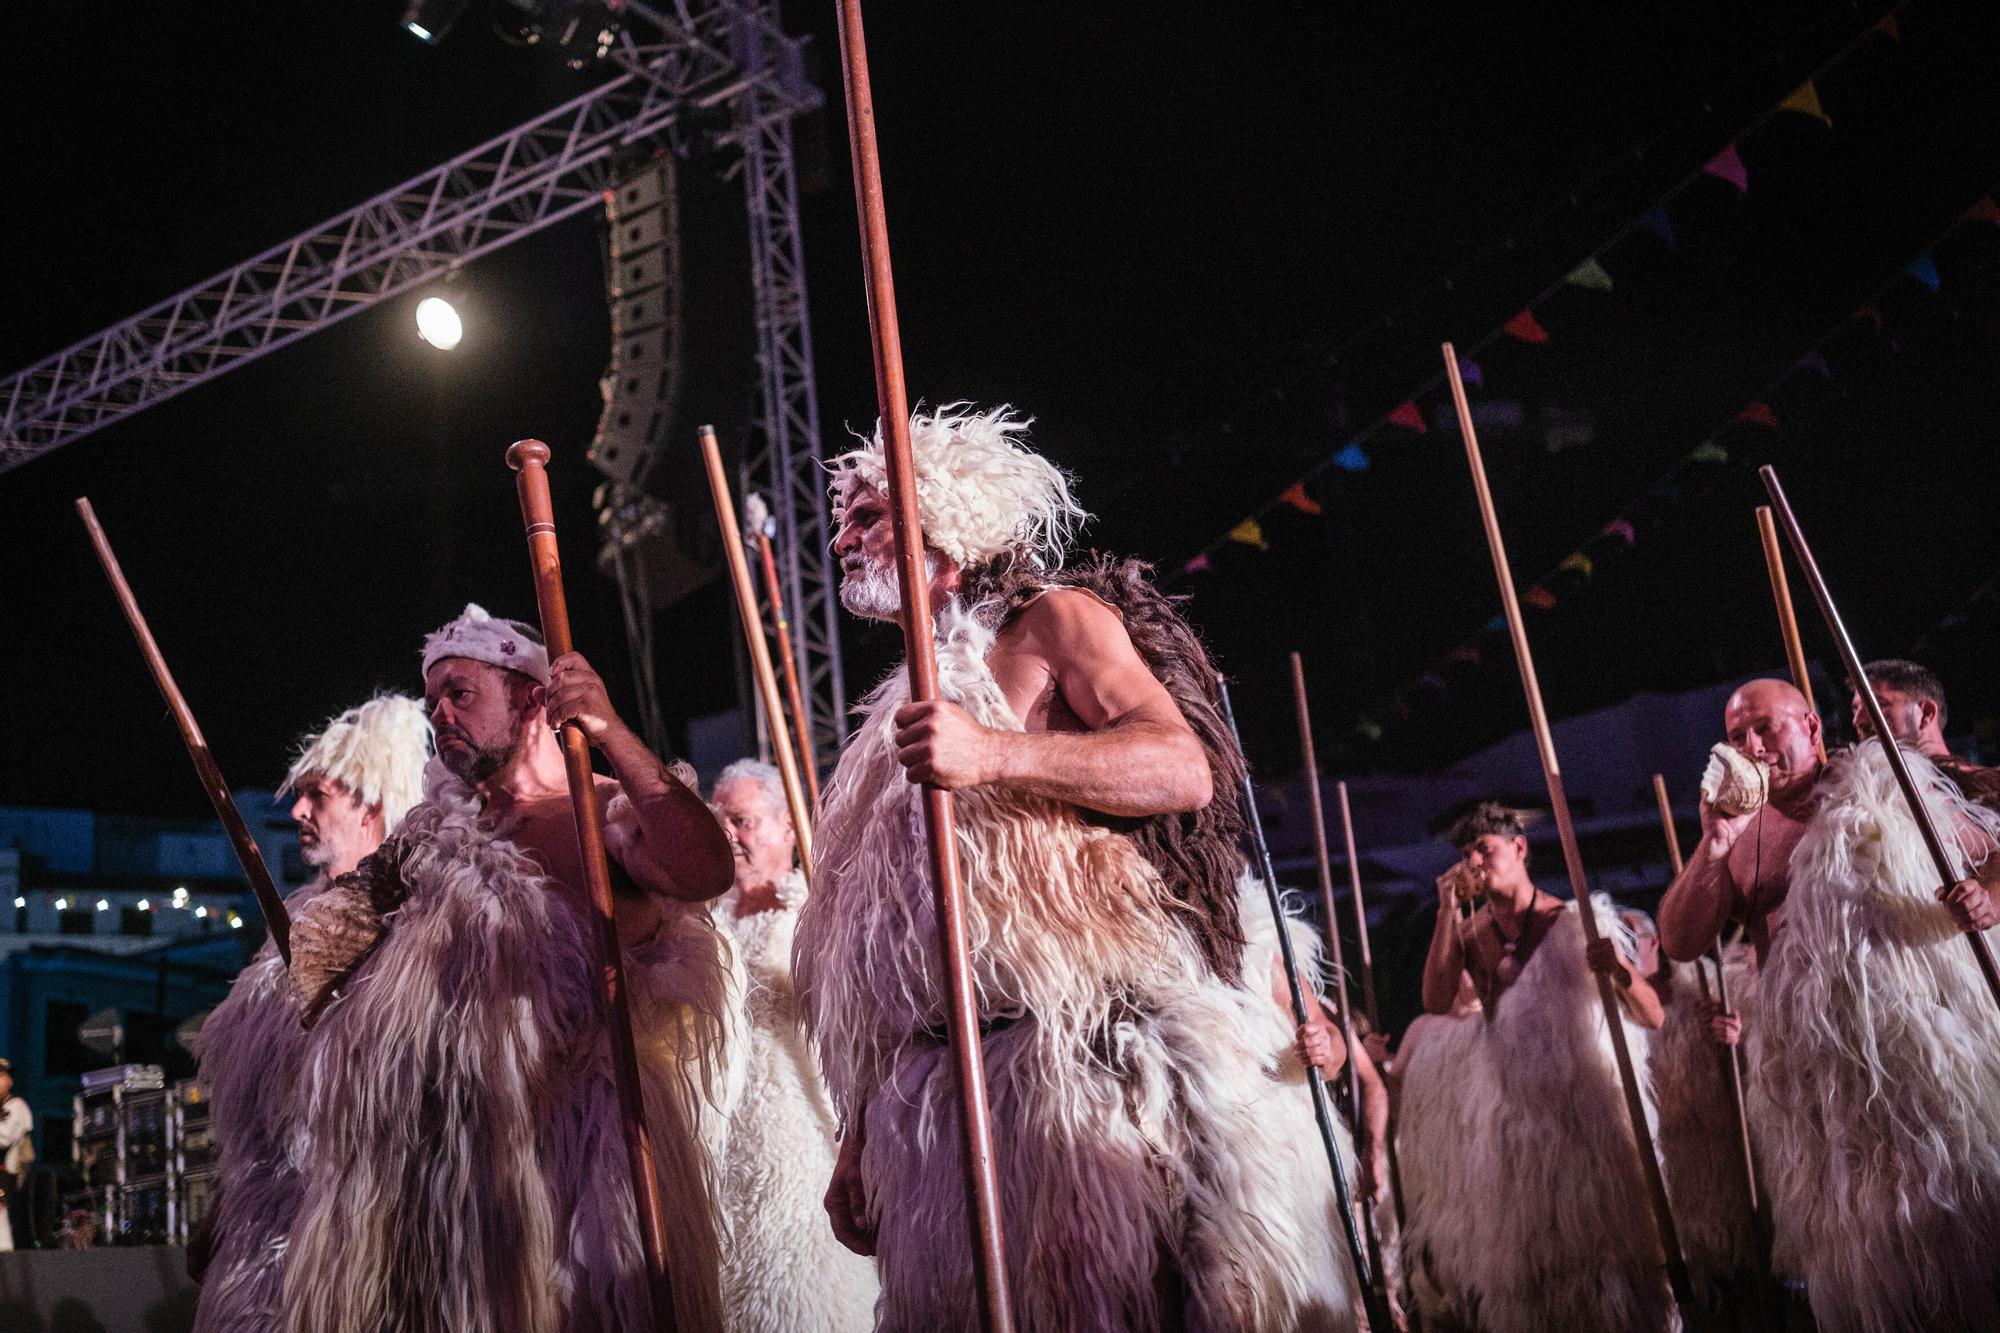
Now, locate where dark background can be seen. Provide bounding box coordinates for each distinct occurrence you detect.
[4,0,1998,817]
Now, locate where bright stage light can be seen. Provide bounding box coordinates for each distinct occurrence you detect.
[416,295,464,349]
[136,898,150,911]
[11,897,23,909]
[55,897,69,910]
[400,0,469,45]
[194,906,209,920]
[96,899,110,912]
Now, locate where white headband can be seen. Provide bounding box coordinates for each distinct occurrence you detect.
[421,603,551,684]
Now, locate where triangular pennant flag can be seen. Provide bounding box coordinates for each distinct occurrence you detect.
[1905,254,1941,292]
[1333,442,1372,472]
[1280,481,1324,515]
[1524,586,1557,611]
[1780,81,1830,127]
[1183,552,1211,575]
[1417,671,1447,693]
[1599,517,1637,546]
[1964,197,2000,227]
[1356,716,1383,742]
[1703,144,1749,194]
[1557,552,1594,578]
[1456,356,1484,388]
[1690,441,1731,464]
[1485,614,1507,633]
[1638,207,1677,249]
[1228,519,1268,551]
[1874,13,1900,42]
[1564,256,1615,292]
[1795,350,1832,378]
[1447,644,1483,666]
[1736,401,1779,431]
[1387,400,1429,433]
[1853,304,1884,332]
[1503,308,1551,344]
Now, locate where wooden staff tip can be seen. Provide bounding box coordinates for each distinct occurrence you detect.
[505,438,551,470]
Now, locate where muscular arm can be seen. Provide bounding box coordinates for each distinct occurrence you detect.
[1421,903,1470,1015]
[895,590,1211,817]
[599,725,735,902]
[1351,1038,1391,1193]
[1659,799,1747,962]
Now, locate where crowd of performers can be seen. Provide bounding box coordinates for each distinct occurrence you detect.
[180,406,2000,1333]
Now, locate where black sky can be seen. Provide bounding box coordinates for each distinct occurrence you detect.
[5,0,1999,818]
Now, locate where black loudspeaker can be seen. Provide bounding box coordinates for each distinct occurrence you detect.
[590,155,683,488]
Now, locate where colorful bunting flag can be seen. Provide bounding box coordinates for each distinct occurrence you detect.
[1387,400,1429,433]
[1333,442,1372,472]
[1703,144,1748,194]
[1780,81,1830,127]
[1524,586,1557,611]
[1456,356,1484,388]
[1448,644,1483,665]
[1564,256,1615,292]
[1874,13,1900,42]
[1795,350,1832,378]
[1417,671,1446,693]
[1905,254,1941,292]
[1689,441,1731,464]
[1638,208,1677,249]
[1356,717,1384,742]
[1599,517,1637,546]
[1503,308,1551,344]
[1485,614,1507,633]
[1557,552,1594,578]
[1854,304,1884,332]
[1183,552,1211,575]
[1965,197,2000,227]
[1280,481,1323,515]
[1228,519,1268,551]
[1736,401,1779,430]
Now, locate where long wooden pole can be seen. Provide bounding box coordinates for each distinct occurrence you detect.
[700,431,816,874]
[1219,678,1393,1333]
[1443,344,1694,1307]
[1288,654,1389,1307]
[831,5,1011,1326]
[75,498,291,965]
[1653,774,1759,1215]
[745,493,822,808]
[1759,466,2000,1010]
[1755,505,1827,763]
[505,440,678,1333]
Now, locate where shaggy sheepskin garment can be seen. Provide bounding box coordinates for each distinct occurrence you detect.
[795,601,1357,1332]
[1749,741,2000,1333]
[1396,898,1675,1333]
[712,874,879,1332]
[1649,953,1759,1306]
[201,762,734,1333]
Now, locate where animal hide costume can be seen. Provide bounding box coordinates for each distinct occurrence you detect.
[1749,741,2000,1333]
[712,873,879,1332]
[200,760,733,1333]
[795,586,1355,1333]
[1397,898,1675,1333]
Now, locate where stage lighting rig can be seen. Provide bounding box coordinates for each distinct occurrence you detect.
[400,0,472,44]
[495,0,622,68]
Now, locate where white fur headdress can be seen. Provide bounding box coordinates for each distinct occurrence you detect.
[280,694,434,834]
[420,602,551,684]
[827,403,1089,571]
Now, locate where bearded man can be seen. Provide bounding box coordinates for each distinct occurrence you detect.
[193,692,431,1329]
[795,405,1360,1331]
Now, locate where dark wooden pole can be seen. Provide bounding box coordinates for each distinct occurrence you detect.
[506,440,678,1333]
[746,495,822,808]
[76,498,291,965]
[831,5,1012,1326]
[1443,344,1694,1307]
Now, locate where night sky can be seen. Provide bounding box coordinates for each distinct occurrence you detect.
[5,0,1998,820]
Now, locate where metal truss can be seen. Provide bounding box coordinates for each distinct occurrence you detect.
[0,0,847,748]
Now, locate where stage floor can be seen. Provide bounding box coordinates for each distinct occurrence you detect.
[0,1245,196,1333]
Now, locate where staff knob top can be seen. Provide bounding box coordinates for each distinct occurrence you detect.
[506,439,552,471]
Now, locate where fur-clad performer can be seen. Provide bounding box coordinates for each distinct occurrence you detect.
[796,405,1360,1331]
[192,693,432,1330]
[708,760,878,1332]
[213,605,737,1333]
[1399,803,1672,1333]
[1727,741,2000,1333]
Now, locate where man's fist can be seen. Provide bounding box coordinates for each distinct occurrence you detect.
[1435,863,1473,912]
[1697,794,1756,862]
[1295,1020,1342,1075]
[545,652,622,745]
[1938,877,2000,933]
[1697,997,1743,1047]
[892,699,1001,789]
[1585,937,1630,985]
[824,1128,878,1257]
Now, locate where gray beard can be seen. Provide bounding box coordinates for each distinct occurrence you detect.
[839,552,944,621]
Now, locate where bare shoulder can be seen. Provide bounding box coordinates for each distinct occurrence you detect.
[1006,586,1132,660]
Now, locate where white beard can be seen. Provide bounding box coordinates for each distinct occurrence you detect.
[839,550,945,621]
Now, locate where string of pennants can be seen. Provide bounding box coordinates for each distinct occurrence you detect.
[1176,7,1904,577]
[1355,182,2000,741]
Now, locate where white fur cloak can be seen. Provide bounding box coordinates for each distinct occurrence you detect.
[1397,897,1675,1333]
[199,762,735,1333]
[1750,741,2000,1333]
[794,603,1356,1332]
[712,875,879,1332]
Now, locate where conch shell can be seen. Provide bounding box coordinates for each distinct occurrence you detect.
[1699,743,1769,817]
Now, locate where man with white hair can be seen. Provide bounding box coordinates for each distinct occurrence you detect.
[193,693,432,1327]
[708,760,877,1331]
[796,405,1361,1331]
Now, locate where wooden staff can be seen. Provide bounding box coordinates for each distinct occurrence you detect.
[1287,654,1390,1307]
[75,498,291,965]
[506,440,678,1333]
[700,431,816,874]
[1759,466,2000,1009]
[1442,344,1694,1306]
[744,492,821,808]
[1219,677,1393,1333]
[1755,505,1827,763]
[832,4,1012,1326]
[1653,774,1759,1215]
